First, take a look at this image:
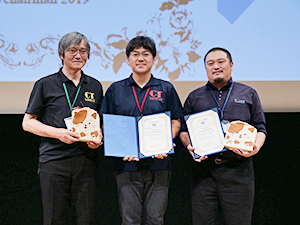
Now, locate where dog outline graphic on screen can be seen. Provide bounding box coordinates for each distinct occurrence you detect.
[72,107,100,142]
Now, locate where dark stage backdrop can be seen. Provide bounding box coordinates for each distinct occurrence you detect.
[0,113,299,225]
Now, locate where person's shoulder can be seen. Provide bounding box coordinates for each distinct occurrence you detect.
[83,73,100,82]
[234,81,257,92]
[35,71,59,84]
[152,77,175,88]
[114,77,129,84]
[82,73,102,86]
[183,85,206,102]
[189,85,207,95]
[107,77,129,90]
[153,77,170,84]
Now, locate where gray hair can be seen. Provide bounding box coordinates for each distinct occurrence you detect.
[58,32,90,64]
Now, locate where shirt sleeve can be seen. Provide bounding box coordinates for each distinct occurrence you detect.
[95,82,104,113]
[99,85,114,116]
[166,84,184,120]
[180,93,194,132]
[25,80,45,116]
[250,89,267,135]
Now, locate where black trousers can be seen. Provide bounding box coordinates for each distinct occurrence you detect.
[192,158,254,225]
[38,155,97,225]
[115,170,171,225]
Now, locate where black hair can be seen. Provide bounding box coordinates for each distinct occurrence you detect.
[126,36,156,58]
[204,47,232,63]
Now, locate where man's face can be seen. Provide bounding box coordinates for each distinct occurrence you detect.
[127,46,155,76]
[61,39,88,72]
[205,50,233,88]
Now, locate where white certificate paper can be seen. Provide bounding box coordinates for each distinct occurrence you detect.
[103,112,174,158]
[138,113,173,157]
[185,109,224,158]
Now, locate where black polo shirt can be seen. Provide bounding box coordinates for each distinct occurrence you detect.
[25,68,103,163]
[181,77,267,156]
[100,74,183,171]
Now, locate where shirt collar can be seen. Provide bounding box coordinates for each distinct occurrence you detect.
[126,74,159,88]
[206,77,233,91]
[58,68,87,85]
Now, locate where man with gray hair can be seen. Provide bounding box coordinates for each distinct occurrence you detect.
[22,32,103,224]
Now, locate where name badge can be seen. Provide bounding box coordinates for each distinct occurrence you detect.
[64,116,73,131]
[221,120,229,133]
[235,99,245,104]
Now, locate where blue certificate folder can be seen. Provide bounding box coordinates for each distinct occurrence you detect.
[184,108,225,159]
[103,112,174,159]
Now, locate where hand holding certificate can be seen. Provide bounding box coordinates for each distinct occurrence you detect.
[103,112,174,159]
[185,109,258,159]
[185,109,224,158]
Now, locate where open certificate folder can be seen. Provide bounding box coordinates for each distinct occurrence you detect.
[103,112,174,159]
[184,109,224,158]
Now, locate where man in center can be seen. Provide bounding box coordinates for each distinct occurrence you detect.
[100,36,183,224]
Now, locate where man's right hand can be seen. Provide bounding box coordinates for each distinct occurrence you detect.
[22,113,80,145]
[186,144,208,162]
[55,128,80,144]
[123,155,139,162]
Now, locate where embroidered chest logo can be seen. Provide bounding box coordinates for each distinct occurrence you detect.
[84,91,96,103]
[149,90,163,102]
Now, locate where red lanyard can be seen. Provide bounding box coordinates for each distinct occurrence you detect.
[132,86,150,116]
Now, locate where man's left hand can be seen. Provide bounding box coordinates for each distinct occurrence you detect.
[152,154,168,159]
[87,134,103,149]
[233,143,260,158]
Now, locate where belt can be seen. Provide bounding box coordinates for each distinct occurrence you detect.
[213,156,243,165]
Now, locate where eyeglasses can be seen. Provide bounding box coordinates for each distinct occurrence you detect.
[66,48,88,57]
[130,51,152,59]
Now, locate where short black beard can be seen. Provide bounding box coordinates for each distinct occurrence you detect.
[214,78,224,84]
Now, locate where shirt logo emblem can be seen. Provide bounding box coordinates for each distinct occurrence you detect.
[149,90,163,102]
[84,91,96,103]
[235,99,245,104]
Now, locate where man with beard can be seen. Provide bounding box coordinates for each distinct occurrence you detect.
[180,47,267,225]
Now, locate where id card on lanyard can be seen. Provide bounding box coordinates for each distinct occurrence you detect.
[209,82,234,133]
[63,83,81,130]
[132,86,150,116]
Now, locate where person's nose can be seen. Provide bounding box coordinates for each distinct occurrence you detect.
[74,51,81,58]
[137,54,144,61]
[213,63,219,69]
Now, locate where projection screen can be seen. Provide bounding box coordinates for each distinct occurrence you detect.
[0,0,299,113]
